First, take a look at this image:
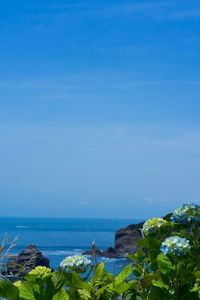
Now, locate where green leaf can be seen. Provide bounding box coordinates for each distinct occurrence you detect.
[137,237,161,256]
[52,271,66,291]
[157,253,173,275]
[159,223,171,235]
[78,288,91,299]
[94,262,105,278]
[113,281,134,295]
[53,288,69,300]
[0,279,19,300]
[137,238,150,248]
[19,282,36,300]
[63,272,72,286]
[141,274,158,288]
[31,284,40,295]
[114,264,133,286]
[133,266,142,278]
[148,286,166,300]
[148,238,161,250]
[194,271,200,279]
[24,274,38,283]
[152,279,169,290]
[164,213,172,222]
[94,284,110,297]
[128,249,144,263]
[71,272,90,291]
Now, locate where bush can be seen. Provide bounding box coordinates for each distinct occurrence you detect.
[0,202,199,299]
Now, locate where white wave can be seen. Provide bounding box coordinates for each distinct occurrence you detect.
[16,225,31,229]
[101,257,127,263]
[43,250,83,256]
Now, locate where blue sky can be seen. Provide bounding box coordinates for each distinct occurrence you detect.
[0,0,200,218]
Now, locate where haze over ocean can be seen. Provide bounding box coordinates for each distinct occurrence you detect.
[0,1,200,218]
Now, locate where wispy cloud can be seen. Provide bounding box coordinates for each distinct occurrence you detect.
[1,122,200,154]
[4,1,199,34]
[0,74,199,92]
[0,122,199,217]
[110,1,200,21]
[43,1,200,22]
[98,45,164,56]
[170,8,200,20]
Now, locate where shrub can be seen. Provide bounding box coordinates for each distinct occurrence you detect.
[0,202,199,299]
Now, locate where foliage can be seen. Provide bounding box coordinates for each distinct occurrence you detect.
[0,202,199,299]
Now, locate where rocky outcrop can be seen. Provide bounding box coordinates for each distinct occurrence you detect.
[84,221,144,258]
[83,246,119,258]
[6,245,50,277]
[113,222,144,256]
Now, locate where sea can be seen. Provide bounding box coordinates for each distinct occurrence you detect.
[0,217,143,274]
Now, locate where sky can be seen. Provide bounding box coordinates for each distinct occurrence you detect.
[0,0,200,219]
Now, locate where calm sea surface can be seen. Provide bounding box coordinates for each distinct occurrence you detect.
[0,217,143,274]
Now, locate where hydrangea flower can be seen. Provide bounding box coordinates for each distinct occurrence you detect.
[29,266,52,278]
[142,217,168,236]
[60,255,91,273]
[171,203,200,224]
[161,236,190,256]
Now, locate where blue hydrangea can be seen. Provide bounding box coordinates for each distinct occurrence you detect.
[142,217,168,236]
[161,236,190,256]
[171,203,200,224]
[60,255,91,273]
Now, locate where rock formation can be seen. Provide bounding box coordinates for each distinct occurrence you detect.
[113,221,144,256]
[84,221,144,258]
[6,244,50,277]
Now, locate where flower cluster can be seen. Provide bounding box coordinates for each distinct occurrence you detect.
[161,236,190,256]
[29,266,52,278]
[60,255,91,273]
[142,217,168,236]
[171,202,200,224]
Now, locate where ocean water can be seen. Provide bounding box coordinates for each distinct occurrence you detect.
[0,217,143,274]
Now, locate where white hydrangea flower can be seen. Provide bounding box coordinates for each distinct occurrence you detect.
[142,217,168,236]
[60,255,91,273]
[161,236,190,256]
[171,203,200,224]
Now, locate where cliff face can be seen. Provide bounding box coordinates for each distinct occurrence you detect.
[114,222,144,255]
[84,221,144,258]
